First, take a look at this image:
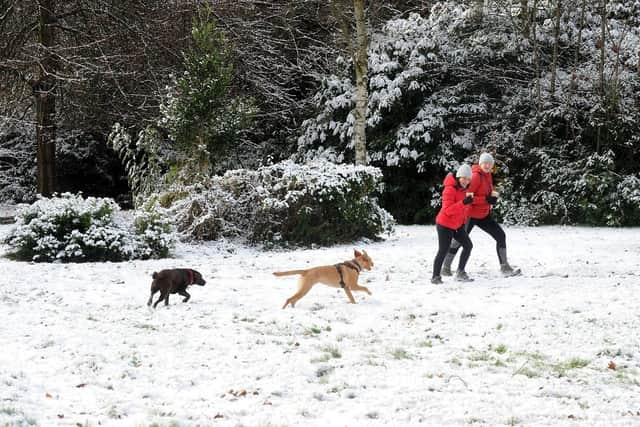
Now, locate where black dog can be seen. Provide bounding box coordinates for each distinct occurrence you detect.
[147,268,206,308]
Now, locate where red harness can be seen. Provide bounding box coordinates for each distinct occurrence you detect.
[185,269,194,285]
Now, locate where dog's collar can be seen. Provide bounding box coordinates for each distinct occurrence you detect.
[185,269,194,285]
[343,260,362,273]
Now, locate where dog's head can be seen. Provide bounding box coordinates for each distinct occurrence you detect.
[354,249,373,271]
[192,270,206,286]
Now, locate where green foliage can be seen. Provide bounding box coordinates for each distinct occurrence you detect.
[498,150,640,225]
[4,193,173,262]
[159,5,256,172]
[107,123,171,206]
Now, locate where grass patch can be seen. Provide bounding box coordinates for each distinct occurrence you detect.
[506,416,521,426]
[448,357,462,367]
[391,348,412,360]
[515,366,541,378]
[614,367,640,386]
[468,351,491,362]
[134,322,158,331]
[514,351,546,361]
[305,325,331,336]
[0,406,37,426]
[310,354,331,363]
[320,345,341,359]
[552,357,590,377]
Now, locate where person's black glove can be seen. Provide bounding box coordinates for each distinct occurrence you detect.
[463,195,473,205]
[486,195,498,205]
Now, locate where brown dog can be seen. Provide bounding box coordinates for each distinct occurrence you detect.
[147,268,206,308]
[274,249,374,309]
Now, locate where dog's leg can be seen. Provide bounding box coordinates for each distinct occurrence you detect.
[147,291,155,306]
[164,293,170,306]
[148,283,159,306]
[343,286,356,304]
[282,280,313,309]
[153,291,167,309]
[178,290,190,303]
[350,284,372,295]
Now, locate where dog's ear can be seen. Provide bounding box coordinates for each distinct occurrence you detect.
[354,249,363,258]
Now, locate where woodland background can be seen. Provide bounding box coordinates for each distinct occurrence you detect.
[1,0,639,230]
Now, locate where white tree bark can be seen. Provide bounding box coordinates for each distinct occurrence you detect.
[352,0,368,166]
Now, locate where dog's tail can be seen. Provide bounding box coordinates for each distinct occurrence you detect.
[273,270,307,277]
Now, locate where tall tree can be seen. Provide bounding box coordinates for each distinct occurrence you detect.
[1,1,197,196]
[352,0,369,165]
[33,0,57,195]
[330,0,370,165]
[550,0,562,98]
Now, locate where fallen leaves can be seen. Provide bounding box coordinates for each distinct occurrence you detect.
[222,389,260,400]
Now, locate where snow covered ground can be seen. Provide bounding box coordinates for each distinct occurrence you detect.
[1,224,639,427]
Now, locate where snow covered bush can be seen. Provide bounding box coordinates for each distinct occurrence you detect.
[4,193,173,262]
[0,127,36,203]
[148,160,394,246]
[496,151,640,226]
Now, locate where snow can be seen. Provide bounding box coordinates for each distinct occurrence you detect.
[1,224,640,426]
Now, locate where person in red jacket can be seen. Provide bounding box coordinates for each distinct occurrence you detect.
[432,164,474,284]
[441,152,520,276]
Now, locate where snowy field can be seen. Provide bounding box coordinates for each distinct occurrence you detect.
[1,224,639,427]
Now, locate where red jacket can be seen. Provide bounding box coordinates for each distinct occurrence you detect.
[435,173,471,230]
[468,164,494,219]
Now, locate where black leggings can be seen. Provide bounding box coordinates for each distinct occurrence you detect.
[433,224,472,277]
[449,215,506,263]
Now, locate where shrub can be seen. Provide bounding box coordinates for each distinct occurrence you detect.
[149,160,395,246]
[496,151,640,226]
[4,193,173,262]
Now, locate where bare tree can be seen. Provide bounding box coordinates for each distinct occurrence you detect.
[0,0,198,196]
[34,0,57,195]
[549,0,562,98]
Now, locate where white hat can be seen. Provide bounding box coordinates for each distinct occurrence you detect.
[479,152,494,165]
[456,164,472,179]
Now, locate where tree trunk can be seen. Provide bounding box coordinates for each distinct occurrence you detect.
[550,0,562,98]
[532,0,541,111]
[599,0,606,96]
[531,0,542,145]
[597,0,607,153]
[574,0,586,67]
[567,0,586,141]
[35,0,57,196]
[352,0,368,166]
[520,0,530,39]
